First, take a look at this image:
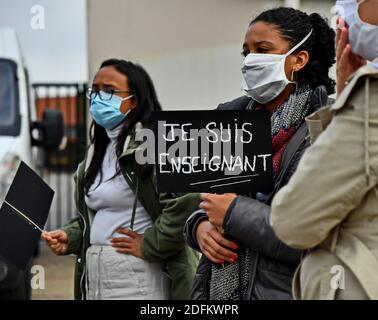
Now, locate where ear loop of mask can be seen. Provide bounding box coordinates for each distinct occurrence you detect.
[283,29,313,90]
[120,94,136,116]
[288,68,298,107]
[285,29,313,57]
[120,94,134,102]
[286,29,313,106]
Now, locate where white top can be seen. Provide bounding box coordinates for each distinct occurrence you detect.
[85,124,153,245]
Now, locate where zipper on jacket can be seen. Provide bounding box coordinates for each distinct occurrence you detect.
[75,204,87,300]
[76,163,88,300]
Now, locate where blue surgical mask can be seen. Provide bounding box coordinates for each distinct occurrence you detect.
[90,93,134,129]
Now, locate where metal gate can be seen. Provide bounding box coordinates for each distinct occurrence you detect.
[32,83,88,231]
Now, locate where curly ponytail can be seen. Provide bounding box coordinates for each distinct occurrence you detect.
[250,7,336,94]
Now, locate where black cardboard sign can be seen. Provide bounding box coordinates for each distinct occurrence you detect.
[0,161,54,269]
[153,110,273,194]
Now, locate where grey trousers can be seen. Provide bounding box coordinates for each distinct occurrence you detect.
[86,245,170,300]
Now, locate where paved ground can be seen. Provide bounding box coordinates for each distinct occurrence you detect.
[32,242,75,300]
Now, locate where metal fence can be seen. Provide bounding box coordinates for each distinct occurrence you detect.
[32,83,88,231]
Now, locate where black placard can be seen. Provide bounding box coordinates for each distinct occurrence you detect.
[153,110,273,193]
[0,161,54,269]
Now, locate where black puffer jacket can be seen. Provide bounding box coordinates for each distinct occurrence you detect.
[183,86,333,300]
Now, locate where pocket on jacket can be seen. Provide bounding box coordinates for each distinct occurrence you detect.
[190,255,209,299]
[256,269,294,300]
[101,250,142,292]
[190,271,209,300]
[299,251,337,300]
[127,255,167,294]
[320,274,338,300]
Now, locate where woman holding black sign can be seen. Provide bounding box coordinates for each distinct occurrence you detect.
[42,59,200,300]
[184,7,336,300]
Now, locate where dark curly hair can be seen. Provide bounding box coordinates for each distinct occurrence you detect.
[246,7,336,94]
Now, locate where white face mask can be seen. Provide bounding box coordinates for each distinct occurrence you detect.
[336,0,378,62]
[241,29,313,105]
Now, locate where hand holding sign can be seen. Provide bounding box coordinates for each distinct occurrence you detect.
[199,193,237,227]
[0,161,54,269]
[42,230,68,255]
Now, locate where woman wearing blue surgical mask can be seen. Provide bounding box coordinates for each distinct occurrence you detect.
[184,7,336,300]
[271,0,378,299]
[42,59,200,300]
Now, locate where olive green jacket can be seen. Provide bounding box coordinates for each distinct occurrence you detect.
[61,134,200,300]
[271,65,378,300]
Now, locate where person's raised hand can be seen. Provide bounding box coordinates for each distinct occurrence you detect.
[336,18,366,96]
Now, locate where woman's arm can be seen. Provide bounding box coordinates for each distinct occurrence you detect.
[184,210,237,264]
[271,83,378,249]
[222,196,302,266]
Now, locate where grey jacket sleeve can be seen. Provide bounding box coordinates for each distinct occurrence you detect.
[223,196,302,266]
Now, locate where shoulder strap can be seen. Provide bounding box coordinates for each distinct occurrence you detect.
[246,99,254,110]
[130,178,139,230]
[280,121,308,180]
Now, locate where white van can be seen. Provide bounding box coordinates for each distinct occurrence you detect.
[0,28,63,299]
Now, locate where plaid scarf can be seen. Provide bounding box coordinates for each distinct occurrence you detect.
[270,85,312,175]
[208,85,313,300]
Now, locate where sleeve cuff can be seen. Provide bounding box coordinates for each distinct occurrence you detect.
[191,214,208,249]
[222,196,238,231]
[183,210,208,251]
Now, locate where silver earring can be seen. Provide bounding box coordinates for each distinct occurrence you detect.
[288,70,298,106]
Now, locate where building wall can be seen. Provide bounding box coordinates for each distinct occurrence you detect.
[87,0,336,111]
[87,0,281,110]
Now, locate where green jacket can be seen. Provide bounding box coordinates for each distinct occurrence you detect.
[61,134,200,300]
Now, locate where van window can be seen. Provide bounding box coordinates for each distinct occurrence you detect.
[0,59,20,136]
